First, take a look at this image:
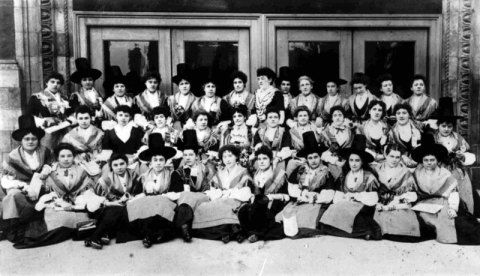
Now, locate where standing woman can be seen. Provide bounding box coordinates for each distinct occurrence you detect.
[357,100,389,163]
[191,78,231,126]
[288,75,319,123]
[219,105,253,167]
[432,97,476,215]
[1,115,53,241]
[134,71,170,120]
[377,73,403,125]
[388,103,422,168]
[316,77,349,126]
[28,72,74,150]
[168,63,198,130]
[223,71,255,115]
[411,134,480,244]
[406,74,437,123]
[276,66,295,115]
[373,144,422,241]
[253,67,285,126]
[101,66,139,121]
[319,135,382,240]
[348,73,379,123]
[185,111,220,166]
[69,58,104,125]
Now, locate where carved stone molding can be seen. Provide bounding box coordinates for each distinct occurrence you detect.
[457,0,472,138]
[40,0,55,79]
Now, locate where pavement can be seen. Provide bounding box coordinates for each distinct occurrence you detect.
[1,235,480,275]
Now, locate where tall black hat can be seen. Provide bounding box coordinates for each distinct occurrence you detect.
[172,63,194,85]
[431,97,463,121]
[325,76,348,87]
[297,131,326,158]
[70,58,102,84]
[12,115,45,141]
[411,133,448,163]
[276,66,295,84]
[340,134,374,163]
[138,133,177,162]
[177,129,200,153]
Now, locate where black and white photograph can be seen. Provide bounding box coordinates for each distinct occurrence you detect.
[0,0,480,274]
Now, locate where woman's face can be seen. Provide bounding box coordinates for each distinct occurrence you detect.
[438,122,454,137]
[257,75,272,90]
[395,108,410,125]
[233,78,245,93]
[422,155,438,170]
[349,153,362,172]
[58,149,74,168]
[183,150,196,166]
[381,80,393,96]
[151,155,166,172]
[232,112,245,126]
[195,115,209,130]
[46,78,62,93]
[145,78,159,92]
[178,80,191,95]
[332,110,345,126]
[154,114,166,128]
[76,112,91,129]
[266,112,279,128]
[307,152,321,169]
[280,81,291,93]
[369,104,383,121]
[113,83,126,97]
[116,111,131,126]
[257,154,271,170]
[111,158,127,176]
[411,79,425,96]
[299,79,312,95]
[353,83,367,94]
[21,133,39,152]
[81,77,94,90]
[385,149,401,168]
[296,111,310,126]
[326,82,339,96]
[222,151,237,168]
[204,82,216,98]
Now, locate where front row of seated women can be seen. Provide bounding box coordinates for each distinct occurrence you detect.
[1,107,480,249]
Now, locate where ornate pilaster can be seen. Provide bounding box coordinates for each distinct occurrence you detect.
[457,0,472,138]
[40,0,55,79]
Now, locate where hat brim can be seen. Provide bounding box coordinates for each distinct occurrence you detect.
[172,74,193,85]
[411,144,448,163]
[430,115,464,121]
[71,69,102,84]
[297,146,327,158]
[138,146,177,162]
[12,128,45,142]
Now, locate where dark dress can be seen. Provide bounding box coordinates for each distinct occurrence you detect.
[102,126,144,155]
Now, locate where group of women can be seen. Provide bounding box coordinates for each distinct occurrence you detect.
[1,57,479,250]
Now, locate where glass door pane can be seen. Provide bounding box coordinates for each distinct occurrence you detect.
[353,30,428,99]
[172,29,250,96]
[276,29,352,96]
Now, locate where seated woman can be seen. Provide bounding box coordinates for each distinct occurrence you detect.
[316,77,349,126]
[102,105,144,161]
[85,153,143,249]
[276,132,335,238]
[134,71,169,120]
[238,146,288,242]
[142,106,179,147]
[411,134,480,244]
[377,73,403,125]
[406,74,437,124]
[289,106,321,152]
[432,97,476,214]
[219,105,253,167]
[183,111,220,168]
[288,76,319,123]
[101,66,139,120]
[348,73,379,123]
[373,144,422,242]
[192,78,231,126]
[168,63,198,130]
[191,145,252,243]
[319,135,382,240]
[15,143,96,248]
[1,115,53,242]
[388,103,422,168]
[223,71,255,115]
[356,100,389,163]
[253,67,285,126]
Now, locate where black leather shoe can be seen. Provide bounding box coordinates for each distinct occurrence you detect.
[221,234,230,244]
[85,239,103,249]
[181,224,192,243]
[100,235,111,245]
[248,234,259,243]
[236,233,246,243]
[142,237,153,248]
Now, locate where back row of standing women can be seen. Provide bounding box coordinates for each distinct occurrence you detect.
[1,58,478,249]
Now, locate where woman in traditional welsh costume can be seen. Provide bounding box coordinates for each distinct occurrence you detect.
[253,67,285,126]
[192,78,231,126]
[288,76,319,122]
[223,71,255,115]
[101,66,139,121]
[316,77,349,126]
[405,74,437,124]
[377,73,403,125]
[168,63,198,130]
[348,73,379,123]
[356,100,389,163]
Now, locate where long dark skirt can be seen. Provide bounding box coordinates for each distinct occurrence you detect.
[239,195,285,241]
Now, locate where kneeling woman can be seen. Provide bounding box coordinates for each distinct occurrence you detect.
[319,135,382,240]
[191,145,253,243]
[276,132,335,238]
[411,134,480,244]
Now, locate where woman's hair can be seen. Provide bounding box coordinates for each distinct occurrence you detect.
[384,143,404,156]
[367,100,387,119]
[298,75,314,86]
[393,103,412,117]
[202,80,216,91]
[411,74,427,86]
[114,105,133,117]
[329,105,347,118]
[256,67,276,81]
[436,118,456,127]
[232,104,248,119]
[45,72,65,86]
[265,107,280,117]
[142,71,161,83]
[193,111,212,127]
[293,105,311,118]
[75,105,93,117]
[341,152,374,176]
[152,106,170,117]
[378,73,393,86]
[255,145,273,160]
[351,72,369,86]
[231,71,248,84]
[218,145,240,162]
[54,143,76,158]
[109,153,128,170]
